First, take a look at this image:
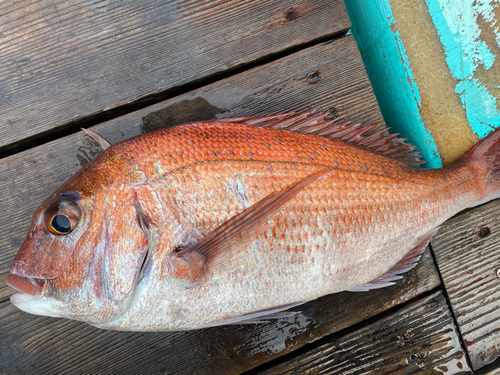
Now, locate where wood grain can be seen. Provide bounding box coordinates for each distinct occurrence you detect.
[0,36,384,300]
[0,0,350,151]
[259,292,472,375]
[432,199,500,371]
[0,251,439,375]
[0,36,442,374]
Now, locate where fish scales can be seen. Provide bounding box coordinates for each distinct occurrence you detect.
[95,123,474,330]
[7,114,500,332]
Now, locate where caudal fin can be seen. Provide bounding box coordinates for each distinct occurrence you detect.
[461,128,500,205]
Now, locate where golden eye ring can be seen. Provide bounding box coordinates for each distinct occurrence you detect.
[49,214,73,234]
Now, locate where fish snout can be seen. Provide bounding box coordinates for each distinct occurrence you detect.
[6,272,46,296]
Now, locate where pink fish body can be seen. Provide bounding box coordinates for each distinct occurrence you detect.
[7,113,500,331]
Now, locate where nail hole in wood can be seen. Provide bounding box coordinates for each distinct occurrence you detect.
[285,8,299,21]
[326,107,339,120]
[306,71,321,84]
[478,226,490,238]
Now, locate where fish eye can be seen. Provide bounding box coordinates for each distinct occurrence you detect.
[50,214,72,234]
[43,197,81,235]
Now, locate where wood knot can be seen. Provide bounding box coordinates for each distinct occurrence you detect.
[477,226,491,238]
[285,8,299,21]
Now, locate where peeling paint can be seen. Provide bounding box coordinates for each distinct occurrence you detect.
[456,78,500,138]
[426,0,500,138]
[426,0,497,79]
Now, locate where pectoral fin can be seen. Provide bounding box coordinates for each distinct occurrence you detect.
[173,170,326,285]
[350,229,438,292]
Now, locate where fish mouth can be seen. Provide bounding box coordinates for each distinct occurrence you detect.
[6,273,41,296]
[7,272,61,318]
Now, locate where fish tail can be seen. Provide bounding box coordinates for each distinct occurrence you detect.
[461,128,500,204]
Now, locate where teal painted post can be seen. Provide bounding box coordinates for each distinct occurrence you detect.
[345,0,443,168]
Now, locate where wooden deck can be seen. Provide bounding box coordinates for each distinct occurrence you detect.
[0,1,498,374]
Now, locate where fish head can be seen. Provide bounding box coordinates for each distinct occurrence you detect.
[7,150,151,324]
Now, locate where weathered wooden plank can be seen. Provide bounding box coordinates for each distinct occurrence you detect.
[0,36,442,374]
[0,36,384,300]
[0,251,439,375]
[0,0,350,151]
[432,199,500,371]
[259,292,472,375]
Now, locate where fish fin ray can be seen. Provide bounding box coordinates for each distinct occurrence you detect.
[202,301,308,327]
[350,229,439,292]
[202,112,425,168]
[82,128,112,150]
[173,170,326,284]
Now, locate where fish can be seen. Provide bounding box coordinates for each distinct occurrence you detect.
[6,112,500,331]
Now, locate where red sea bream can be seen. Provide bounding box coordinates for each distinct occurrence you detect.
[6,112,500,331]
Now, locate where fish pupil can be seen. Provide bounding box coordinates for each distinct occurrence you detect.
[52,214,72,234]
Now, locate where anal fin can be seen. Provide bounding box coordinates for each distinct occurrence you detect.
[350,229,439,292]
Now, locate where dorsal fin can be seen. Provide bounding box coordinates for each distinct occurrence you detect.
[211,112,425,168]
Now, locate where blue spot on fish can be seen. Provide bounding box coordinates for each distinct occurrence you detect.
[249,153,253,157]
[62,192,81,201]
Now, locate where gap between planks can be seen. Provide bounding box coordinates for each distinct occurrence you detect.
[254,291,472,374]
[432,198,500,371]
[0,0,351,158]
[0,31,349,161]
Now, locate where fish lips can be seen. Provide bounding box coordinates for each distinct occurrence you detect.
[6,272,46,297]
[7,273,61,318]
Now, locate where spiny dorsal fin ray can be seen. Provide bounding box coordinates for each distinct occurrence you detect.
[211,112,425,168]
